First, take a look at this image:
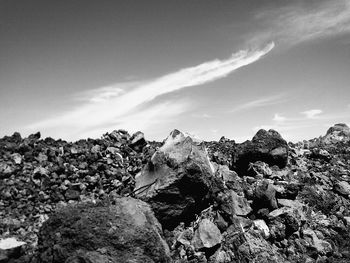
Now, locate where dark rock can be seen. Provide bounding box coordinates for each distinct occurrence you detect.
[27,132,41,142]
[221,228,288,262]
[216,190,252,220]
[233,129,288,175]
[135,129,219,229]
[64,189,80,201]
[307,148,331,161]
[326,123,350,136]
[129,131,147,152]
[35,197,171,263]
[253,180,278,211]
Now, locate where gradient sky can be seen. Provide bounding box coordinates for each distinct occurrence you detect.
[1,0,350,142]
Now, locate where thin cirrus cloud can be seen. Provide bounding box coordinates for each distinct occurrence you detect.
[230,93,286,113]
[249,0,350,47]
[301,109,323,119]
[28,43,275,140]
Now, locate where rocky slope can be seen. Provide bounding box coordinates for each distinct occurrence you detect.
[1,124,350,263]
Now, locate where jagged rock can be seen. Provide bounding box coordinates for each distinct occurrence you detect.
[34,197,171,263]
[334,181,350,197]
[192,219,222,250]
[253,219,270,239]
[90,145,101,154]
[135,129,219,229]
[130,131,147,152]
[233,129,288,175]
[0,163,14,178]
[322,123,350,144]
[237,231,288,262]
[302,229,332,255]
[247,161,273,178]
[229,216,253,233]
[217,190,252,219]
[0,238,26,263]
[221,229,288,263]
[253,180,278,211]
[2,124,350,262]
[307,148,331,161]
[267,201,307,241]
[11,153,22,165]
[64,189,80,201]
[28,132,41,141]
[213,164,237,185]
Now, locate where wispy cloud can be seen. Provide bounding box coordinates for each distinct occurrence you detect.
[192,113,212,119]
[28,43,274,140]
[301,109,323,119]
[73,100,190,140]
[230,94,286,113]
[250,0,350,47]
[273,113,287,122]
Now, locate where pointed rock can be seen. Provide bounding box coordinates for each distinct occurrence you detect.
[135,129,219,229]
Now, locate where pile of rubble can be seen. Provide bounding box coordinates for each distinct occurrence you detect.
[1,124,350,263]
[0,130,153,255]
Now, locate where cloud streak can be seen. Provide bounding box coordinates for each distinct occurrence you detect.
[250,0,350,47]
[230,94,286,113]
[28,43,275,140]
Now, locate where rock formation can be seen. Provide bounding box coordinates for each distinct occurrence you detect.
[1,124,350,263]
[134,129,219,229]
[31,197,170,263]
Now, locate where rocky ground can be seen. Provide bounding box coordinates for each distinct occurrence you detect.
[1,124,350,262]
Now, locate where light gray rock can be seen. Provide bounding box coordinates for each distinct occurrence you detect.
[218,190,252,218]
[0,237,26,263]
[253,219,270,239]
[334,180,350,197]
[303,229,332,255]
[192,219,222,250]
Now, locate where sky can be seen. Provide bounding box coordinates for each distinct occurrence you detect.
[1,0,350,142]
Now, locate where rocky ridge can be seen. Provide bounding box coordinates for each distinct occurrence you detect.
[1,123,350,262]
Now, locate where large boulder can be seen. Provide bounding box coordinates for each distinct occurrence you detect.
[34,197,171,263]
[322,123,350,144]
[334,180,350,197]
[233,129,288,175]
[135,129,220,229]
[0,238,26,263]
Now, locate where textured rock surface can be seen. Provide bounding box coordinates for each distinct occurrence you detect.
[0,129,153,251]
[323,123,350,144]
[192,219,222,250]
[135,129,218,229]
[233,129,289,175]
[2,124,350,263]
[33,197,170,263]
[0,238,26,263]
